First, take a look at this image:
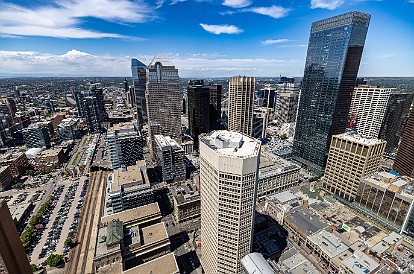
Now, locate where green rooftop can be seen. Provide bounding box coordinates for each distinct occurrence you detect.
[106,220,124,246]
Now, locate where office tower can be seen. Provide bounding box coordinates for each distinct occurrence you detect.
[322,133,386,201]
[154,135,186,183]
[207,84,222,131]
[228,76,255,136]
[252,108,271,139]
[146,60,181,148]
[187,80,222,144]
[22,123,51,148]
[131,59,148,125]
[200,131,261,273]
[74,85,106,133]
[187,80,210,144]
[57,118,80,140]
[275,92,299,127]
[107,123,144,169]
[393,107,414,177]
[380,92,414,152]
[349,86,392,138]
[124,78,129,93]
[0,97,17,119]
[0,166,13,191]
[0,199,32,274]
[354,172,414,235]
[292,11,371,173]
[260,85,277,110]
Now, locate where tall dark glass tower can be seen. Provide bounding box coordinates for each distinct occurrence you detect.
[292,11,371,173]
[131,59,148,126]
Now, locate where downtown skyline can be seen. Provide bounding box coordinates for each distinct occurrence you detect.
[1,0,413,77]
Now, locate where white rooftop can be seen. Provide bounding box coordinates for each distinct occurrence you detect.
[269,191,299,204]
[342,250,379,274]
[241,253,274,274]
[336,132,385,146]
[202,130,261,158]
[308,230,349,259]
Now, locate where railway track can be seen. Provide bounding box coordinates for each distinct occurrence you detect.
[66,171,104,274]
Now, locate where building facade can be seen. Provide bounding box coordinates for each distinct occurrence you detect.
[57,118,80,140]
[228,76,256,136]
[22,123,51,148]
[0,199,32,274]
[200,131,261,273]
[107,123,143,169]
[275,92,299,127]
[393,106,414,177]
[74,84,106,133]
[154,135,186,183]
[379,92,414,152]
[0,166,13,191]
[292,11,371,172]
[0,151,29,178]
[322,133,386,201]
[131,59,148,126]
[187,81,211,145]
[146,60,181,148]
[354,172,414,235]
[349,85,392,138]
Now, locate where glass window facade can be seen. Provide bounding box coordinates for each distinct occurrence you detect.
[293,11,371,171]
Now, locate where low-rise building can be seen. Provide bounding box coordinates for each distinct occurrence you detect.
[354,172,414,238]
[342,250,380,274]
[0,166,13,191]
[107,161,153,214]
[258,152,300,197]
[94,203,172,273]
[171,182,200,222]
[0,151,29,178]
[123,253,179,274]
[264,191,302,225]
[34,148,64,169]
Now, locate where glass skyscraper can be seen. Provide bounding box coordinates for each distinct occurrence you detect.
[292,11,371,173]
[131,58,148,126]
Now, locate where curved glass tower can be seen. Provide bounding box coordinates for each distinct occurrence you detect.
[292,11,371,173]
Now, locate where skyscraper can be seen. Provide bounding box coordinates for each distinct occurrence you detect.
[292,11,371,173]
[349,86,391,138]
[22,123,51,148]
[322,133,385,201]
[74,84,106,133]
[379,92,414,152]
[146,60,181,147]
[131,59,148,126]
[187,80,222,146]
[200,130,261,274]
[393,107,414,177]
[275,92,299,127]
[228,76,255,136]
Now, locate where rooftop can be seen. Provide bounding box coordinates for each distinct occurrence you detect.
[240,253,274,274]
[123,253,179,274]
[259,152,299,179]
[171,183,200,205]
[36,148,63,158]
[106,220,124,246]
[0,151,24,162]
[308,230,349,259]
[285,208,328,236]
[268,190,299,204]
[362,172,414,198]
[101,202,160,225]
[142,222,169,245]
[154,135,181,150]
[110,161,149,192]
[334,132,385,146]
[342,251,380,274]
[201,130,260,158]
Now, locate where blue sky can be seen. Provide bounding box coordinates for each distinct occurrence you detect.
[0,0,413,77]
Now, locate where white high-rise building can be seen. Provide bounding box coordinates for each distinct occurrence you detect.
[200,131,261,274]
[228,76,255,136]
[349,86,392,138]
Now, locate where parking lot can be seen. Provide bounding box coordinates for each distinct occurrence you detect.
[29,176,88,266]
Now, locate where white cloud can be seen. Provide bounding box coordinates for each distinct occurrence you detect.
[199,23,243,34]
[222,0,252,8]
[262,39,291,45]
[310,0,345,10]
[0,50,304,78]
[0,0,151,39]
[247,5,291,19]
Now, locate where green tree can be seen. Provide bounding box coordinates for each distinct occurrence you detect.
[64,237,73,247]
[31,264,38,272]
[46,254,64,267]
[279,134,288,140]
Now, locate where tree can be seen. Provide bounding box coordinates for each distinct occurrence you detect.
[64,237,73,247]
[46,254,64,267]
[279,133,288,140]
[31,264,38,272]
